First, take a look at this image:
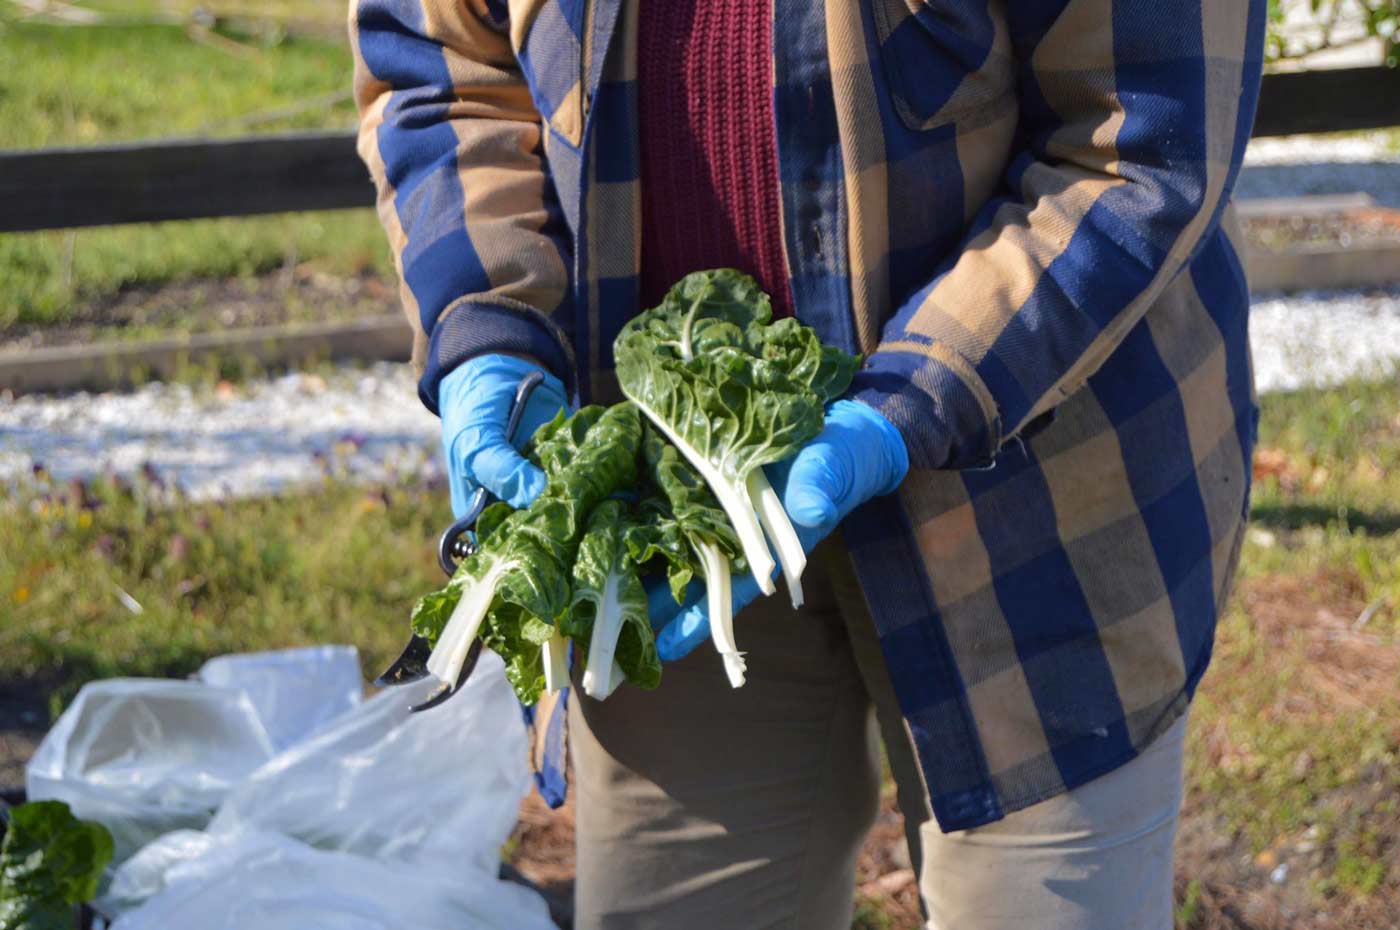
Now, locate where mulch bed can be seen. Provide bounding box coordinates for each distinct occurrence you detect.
[2,268,397,353]
[1243,207,1400,254]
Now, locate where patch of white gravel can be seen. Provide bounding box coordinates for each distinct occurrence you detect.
[5,288,1399,501]
[1243,131,1399,167]
[0,364,442,500]
[1237,132,1400,207]
[1250,287,1400,394]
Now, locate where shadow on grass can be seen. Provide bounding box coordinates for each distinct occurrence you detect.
[1251,501,1400,536]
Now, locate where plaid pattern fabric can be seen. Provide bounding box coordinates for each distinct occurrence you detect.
[353,0,1264,830]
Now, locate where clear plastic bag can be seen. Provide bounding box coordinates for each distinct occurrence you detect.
[197,645,363,752]
[78,651,549,929]
[207,655,530,873]
[106,830,556,930]
[25,679,277,863]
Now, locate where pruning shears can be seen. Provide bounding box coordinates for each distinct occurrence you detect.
[374,370,546,712]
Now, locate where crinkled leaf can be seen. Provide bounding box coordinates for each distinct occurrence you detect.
[0,800,114,930]
[753,317,860,405]
[481,604,547,706]
[414,404,642,702]
[474,501,514,545]
[626,424,747,604]
[617,334,823,487]
[409,587,457,643]
[615,270,841,596]
[619,268,773,364]
[617,268,857,405]
[624,518,694,604]
[525,405,608,475]
[568,500,660,691]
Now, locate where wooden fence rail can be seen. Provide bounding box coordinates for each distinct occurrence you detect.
[1,66,1398,234]
[0,131,370,233]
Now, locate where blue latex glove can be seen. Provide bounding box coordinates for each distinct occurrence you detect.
[439,354,570,516]
[654,399,910,660]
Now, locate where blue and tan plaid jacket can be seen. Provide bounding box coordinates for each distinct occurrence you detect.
[353,0,1264,831]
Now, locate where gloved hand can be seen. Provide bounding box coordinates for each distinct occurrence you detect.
[653,398,909,660]
[439,354,570,516]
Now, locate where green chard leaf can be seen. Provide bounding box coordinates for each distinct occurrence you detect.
[474,501,515,545]
[615,270,827,597]
[480,603,548,706]
[626,424,747,605]
[0,801,114,930]
[568,499,660,698]
[525,405,607,475]
[752,317,860,405]
[421,403,642,703]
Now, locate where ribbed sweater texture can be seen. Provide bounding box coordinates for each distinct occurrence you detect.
[637,0,793,317]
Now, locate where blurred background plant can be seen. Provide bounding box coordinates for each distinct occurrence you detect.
[1267,0,1400,65]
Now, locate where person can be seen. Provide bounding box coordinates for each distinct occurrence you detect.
[351,0,1263,926]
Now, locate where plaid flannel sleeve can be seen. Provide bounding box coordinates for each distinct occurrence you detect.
[351,0,576,412]
[852,0,1264,469]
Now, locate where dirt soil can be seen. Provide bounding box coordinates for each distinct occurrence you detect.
[1242,207,1400,254]
[4,208,1395,356]
[0,685,47,796]
[0,267,398,351]
[1172,570,1400,930]
[3,569,1395,929]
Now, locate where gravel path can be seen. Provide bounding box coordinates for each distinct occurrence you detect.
[1237,131,1400,208]
[1250,287,1400,393]
[6,287,1396,500]
[0,365,441,500]
[2,135,1398,500]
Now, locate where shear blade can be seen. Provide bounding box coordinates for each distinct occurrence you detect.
[374,635,435,688]
[410,639,483,713]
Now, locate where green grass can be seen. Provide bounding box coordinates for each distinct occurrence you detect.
[1,212,393,330]
[0,475,448,708]
[1183,374,1400,914]
[0,5,393,329]
[0,15,354,146]
[3,378,1399,923]
[70,0,349,33]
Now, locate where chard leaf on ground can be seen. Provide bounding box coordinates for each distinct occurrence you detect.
[0,800,114,930]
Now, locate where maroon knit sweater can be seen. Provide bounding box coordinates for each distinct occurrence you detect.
[637,0,793,317]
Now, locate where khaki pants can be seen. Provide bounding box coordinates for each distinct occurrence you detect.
[570,539,1186,930]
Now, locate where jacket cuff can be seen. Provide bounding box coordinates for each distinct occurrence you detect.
[851,344,1001,471]
[419,295,576,415]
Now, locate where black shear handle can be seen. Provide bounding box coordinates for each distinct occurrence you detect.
[436,369,546,577]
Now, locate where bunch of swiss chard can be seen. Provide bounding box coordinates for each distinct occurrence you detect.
[410,270,859,704]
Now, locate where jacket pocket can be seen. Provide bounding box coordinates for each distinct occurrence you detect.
[870,0,1016,132]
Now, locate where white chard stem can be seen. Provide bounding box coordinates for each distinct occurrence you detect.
[425,570,502,685]
[541,632,570,694]
[624,395,777,595]
[746,469,805,608]
[581,657,627,701]
[697,541,746,688]
[601,659,626,700]
[582,572,626,700]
